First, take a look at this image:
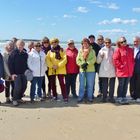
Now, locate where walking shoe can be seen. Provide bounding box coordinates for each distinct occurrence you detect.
[87,99,93,103]
[5,98,12,104]
[101,98,107,103]
[115,97,122,103]
[30,99,35,103]
[97,93,103,98]
[13,101,19,106]
[108,98,115,103]
[64,98,68,103]
[136,98,140,103]
[77,99,83,103]
[18,99,26,103]
[120,98,129,105]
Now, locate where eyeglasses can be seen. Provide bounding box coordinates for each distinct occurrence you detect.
[43,42,49,44]
[105,42,111,44]
[120,40,126,44]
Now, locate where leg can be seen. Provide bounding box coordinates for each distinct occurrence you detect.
[42,76,46,98]
[101,77,108,100]
[13,75,22,101]
[46,70,51,93]
[129,73,135,98]
[50,75,57,98]
[37,77,43,98]
[78,72,86,101]
[30,77,37,100]
[86,72,95,101]
[58,75,67,99]
[71,74,78,97]
[11,81,14,98]
[65,74,71,96]
[109,78,115,99]
[117,77,125,98]
[122,77,130,98]
[5,81,10,98]
[134,74,140,99]
[20,75,27,99]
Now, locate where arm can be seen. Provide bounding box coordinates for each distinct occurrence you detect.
[57,50,67,68]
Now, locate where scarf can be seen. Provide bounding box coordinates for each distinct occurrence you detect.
[82,47,90,60]
[42,45,51,54]
[51,45,63,60]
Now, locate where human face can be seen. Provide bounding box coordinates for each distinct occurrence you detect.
[68,43,75,50]
[89,37,95,44]
[104,41,111,48]
[17,42,25,52]
[34,44,41,52]
[52,41,58,48]
[133,38,140,47]
[119,37,127,46]
[82,42,90,49]
[43,41,50,48]
[97,38,104,45]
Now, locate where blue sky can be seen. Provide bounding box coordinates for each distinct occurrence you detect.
[0,0,140,43]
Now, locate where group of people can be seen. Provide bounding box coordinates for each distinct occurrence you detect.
[0,35,140,106]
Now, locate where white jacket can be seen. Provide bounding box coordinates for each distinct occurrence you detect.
[97,46,116,78]
[28,49,47,77]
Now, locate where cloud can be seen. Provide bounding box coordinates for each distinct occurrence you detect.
[98,18,138,25]
[98,3,119,10]
[63,14,77,18]
[36,17,43,21]
[87,0,101,4]
[98,29,127,34]
[77,6,89,13]
[132,8,140,12]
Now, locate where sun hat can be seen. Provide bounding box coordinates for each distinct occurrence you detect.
[50,38,59,45]
[67,39,74,45]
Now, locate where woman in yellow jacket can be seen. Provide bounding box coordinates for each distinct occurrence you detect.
[46,38,68,102]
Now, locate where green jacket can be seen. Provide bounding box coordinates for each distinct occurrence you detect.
[76,47,96,72]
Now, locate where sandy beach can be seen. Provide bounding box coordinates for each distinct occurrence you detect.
[0,77,140,140]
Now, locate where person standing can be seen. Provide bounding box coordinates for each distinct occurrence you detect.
[3,42,15,103]
[97,38,116,103]
[46,38,68,102]
[28,42,47,102]
[76,38,96,103]
[113,37,134,104]
[130,36,140,102]
[41,37,51,99]
[65,40,79,98]
[96,35,104,98]
[8,40,28,106]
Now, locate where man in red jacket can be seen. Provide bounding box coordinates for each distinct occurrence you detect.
[113,37,134,104]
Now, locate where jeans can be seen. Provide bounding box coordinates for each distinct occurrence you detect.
[13,75,27,101]
[101,77,115,99]
[65,74,77,97]
[78,72,95,101]
[30,77,43,100]
[117,77,130,98]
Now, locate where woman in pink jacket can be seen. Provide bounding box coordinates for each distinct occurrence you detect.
[113,37,134,104]
[66,40,79,98]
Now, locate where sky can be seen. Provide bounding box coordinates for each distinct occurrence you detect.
[0,0,140,43]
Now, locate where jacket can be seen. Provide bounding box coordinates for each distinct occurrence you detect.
[134,49,140,74]
[66,47,79,74]
[0,53,4,78]
[8,49,28,75]
[76,47,96,72]
[113,46,134,77]
[91,42,101,72]
[46,49,67,75]
[28,49,47,77]
[97,46,116,78]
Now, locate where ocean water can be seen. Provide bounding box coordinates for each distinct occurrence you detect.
[0,42,81,54]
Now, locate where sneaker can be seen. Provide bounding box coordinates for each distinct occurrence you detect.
[13,101,19,106]
[88,99,93,103]
[115,97,123,103]
[108,98,115,103]
[120,98,129,105]
[18,99,26,103]
[97,93,103,98]
[30,99,35,103]
[136,98,140,103]
[77,99,83,103]
[64,98,68,103]
[73,95,78,99]
[52,97,61,102]
[101,98,107,103]
[5,98,12,104]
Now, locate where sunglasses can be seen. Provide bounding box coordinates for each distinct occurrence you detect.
[43,42,49,44]
[98,39,103,41]
[120,40,126,44]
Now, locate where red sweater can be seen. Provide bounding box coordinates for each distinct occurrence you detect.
[113,45,134,77]
[66,47,79,74]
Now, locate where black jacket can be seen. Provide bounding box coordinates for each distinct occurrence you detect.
[0,53,4,78]
[8,49,28,75]
[91,42,101,72]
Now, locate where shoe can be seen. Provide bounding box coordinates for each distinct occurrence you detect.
[13,101,19,106]
[52,97,61,102]
[64,98,68,103]
[88,99,93,103]
[136,98,140,103]
[115,97,122,103]
[120,98,129,105]
[73,95,78,99]
[18,99,26,103]
[101,98,107,103]
[97,93,103,98]
[77,99,83,103]
[108,98,115,103]
[5,98,12,104]
[30,99,35,103]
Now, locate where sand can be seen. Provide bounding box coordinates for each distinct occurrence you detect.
[0,77,140,140]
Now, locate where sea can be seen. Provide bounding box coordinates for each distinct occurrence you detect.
[0,41,81,54]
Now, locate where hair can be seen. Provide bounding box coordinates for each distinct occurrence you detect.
[41,37,50,44]
[16,39,25,47]
[116,36,127,48]
[5,41,14,52]
[34,42,41,48]
[50,38,59,45]
[81,38,90,45]
[97,35,104,40]
[104,38,111,43]
[88,35,95,39]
